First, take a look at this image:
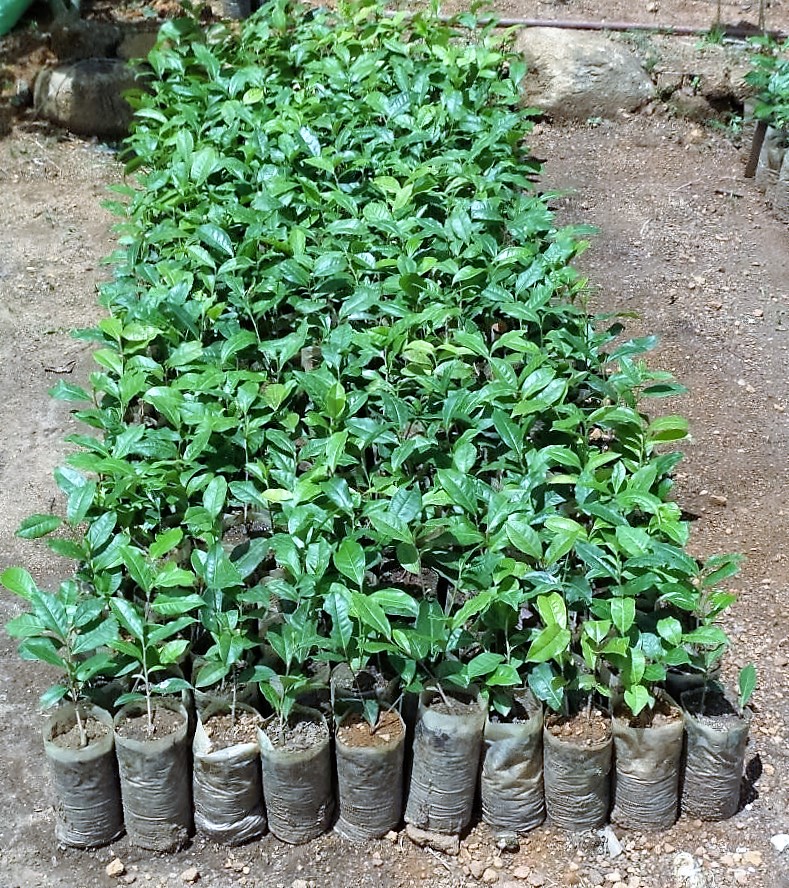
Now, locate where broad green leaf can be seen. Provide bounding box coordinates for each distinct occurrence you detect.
[15,514,63,540]
[1,567,38,599]
[202,476,228,519]
[436,468,477,514]
[624,685,652,716]
[505,515,542,559]
[525,624,571,663]
[739,663,757,709]
[656,617,683,647]
[334,538,366,588]
[370,588,420,617]
[610,597,636,635]
[350,591,391,639]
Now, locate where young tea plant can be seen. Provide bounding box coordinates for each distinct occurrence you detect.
[2,568,117,747]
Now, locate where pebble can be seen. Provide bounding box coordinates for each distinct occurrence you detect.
[587,869,604,886]
[385,830,399,843]
[528,874,546,887]
[605,874,622,884]
[371,854,384,868]
[470,861,486,879]
[742,850,762,866]
[181,869,199,884]
[122,876,136,886]
[106,859,126,878]
[483,868,499,884]
[512,865,531,880]
[733,870,748,885]
[771,834,789,853]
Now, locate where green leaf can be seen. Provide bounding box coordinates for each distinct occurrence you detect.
[610,597,636,635]
[527,662,565,711]
[149,528,183,561]
[195,659,230,688]
[536,592,567,630]
[40,685,70,708]
[19,637,66,669]
[110,599,145,641]
[464,651,504,680]
[525,624,571,663]
[16,514,63,540]
[505,515,542,559]
[198,223,234,258]
[624,685,652,716]
[202,476,228,520]
[436,468,477,514]
[334,538,366,588]
[738,663,757,710]
[656,617,683,647]
[647,415,689,442]
[350,591,391,640]
[1,566,38,599]
[370,588,420,618]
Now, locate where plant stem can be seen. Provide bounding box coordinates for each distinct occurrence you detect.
[75,705,88,749]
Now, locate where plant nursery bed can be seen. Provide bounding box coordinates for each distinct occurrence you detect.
[0,2,789,888]
[114,706,184,741]
[48,713,111,749]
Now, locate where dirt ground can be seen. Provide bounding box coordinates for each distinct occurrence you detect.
[1,1,789,887]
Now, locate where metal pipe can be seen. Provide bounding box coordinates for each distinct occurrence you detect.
[424,12,786,41]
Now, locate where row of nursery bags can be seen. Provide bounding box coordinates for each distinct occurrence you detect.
[43,686,750,851]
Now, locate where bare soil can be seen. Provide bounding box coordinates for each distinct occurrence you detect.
[114,705,186,741]
[337,709,405,748]
[1,1,789,886]
[48,713,110,750]
[262,713,329,751]
[201,710,261,749]
[546,708,613,745]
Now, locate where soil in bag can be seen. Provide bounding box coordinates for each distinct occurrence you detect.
[611,698,684,831]
[404,687,486,835]
[43,703,124,848]
[543,708,612,831]
[335,708,406,841]
[681,686,751,821]
[114,700,193,852]
[258,706,333,844]
[193,701,266,846]
[481,694,545,836]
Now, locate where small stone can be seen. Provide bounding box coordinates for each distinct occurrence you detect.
[605,874,622,884]
[733,870,748,885]
[291,881,309,888]
[106,860,126,878]
[512,865,531,880]
[496,834,520,852]
[601,826,623,858]
[709,494,727,507]
[742,850,762,866]
[770,834,789,853]
[405,823,459,855]
[773,654,789,668]
[587,870,604,887]
[528,873,546,887]
[122,876,136,886]
[720,855,735,867]
[181,869,199,884]
[470,861,486,880]
[482,869,499,884]
[613,883,627,888]
[385,830,399,843]
[371,855,384,868]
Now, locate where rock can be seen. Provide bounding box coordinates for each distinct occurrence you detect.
[733,871,748,885]
[601,825,623,858]
[528,873,546,887]
[512,865,531,880]
[117,28,160,62]
[482,869,499,884]
[385,830,399,843]
[405,823,459,856]
[34,58,142,139]
[605,873,622,883]
[587,869,605,886]
[496,833,520,852]
[515,29,654,120]
[673,853,707,888]
[291,881,309,888]
[742,850,762,866]
[470,861,487,879]
[771,834,789,853]
[106,859,125,878]
[181,868,199,884]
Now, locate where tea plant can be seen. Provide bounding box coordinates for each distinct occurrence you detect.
[2,0,749,733]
